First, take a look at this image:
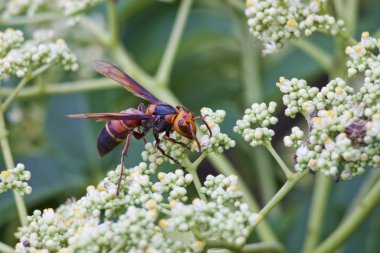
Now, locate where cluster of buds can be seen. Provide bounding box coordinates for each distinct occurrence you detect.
[0,163,32,195]
[274,37,380,178]
[0,0,105,20]
[161,175,259,249]
[199,108,236,154]
[0,28,78,80]
[16,158,259,252]
[245,0,345,54]
[234,102,278,147]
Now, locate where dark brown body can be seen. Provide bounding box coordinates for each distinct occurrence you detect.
[97,108,143,157]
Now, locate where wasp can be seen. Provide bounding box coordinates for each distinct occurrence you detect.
[67,61,212,194]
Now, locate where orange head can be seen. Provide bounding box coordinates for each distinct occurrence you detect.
[173,106,197,140]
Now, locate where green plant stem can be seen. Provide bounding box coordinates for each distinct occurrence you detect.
[0,111,27,226]
[208,153,278,242]
[0,78,117,98]
[183,157,207,202]
[79,17,110,47]
[333,0,358,35]
[239,26,277,207]
[251,170,308,231]
[206,241,283,253]
[225,0,245,12]
[239,242,284,253]
[0,241,14,253]
[2,64,53,111]
[311,176,380,253]
[264,143,293,179]
[108,0,119,48]
[291,39,333,72]
[346,169,380,215]
[155,0,193,87]
[302,174,331,252]
[0,12,63,25]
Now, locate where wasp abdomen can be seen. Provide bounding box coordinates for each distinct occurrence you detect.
[97,121,132,157]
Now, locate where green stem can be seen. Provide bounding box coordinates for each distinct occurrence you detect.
[291,39,333,72]
[302,174,331,252]
[0,78,117,98]
[0,241,14,253]
[333,0,358,35]
[225,0,245,12]
[183,157,207,202]
[264,143,293,179]
[208,153,278,242]
[79,17,110,47]
[0,12,63,25]
[239,242,284,253]
[311,177,380,253]
[346,169,380,215]
[257,170,308,220]
[2,64,53,111]
[108,0,119,48]
[206,241,283,253]
[0,111,27,226]
[155,0,193,87]
[239,26,277,206]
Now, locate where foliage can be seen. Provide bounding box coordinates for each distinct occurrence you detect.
[0,0,380,253]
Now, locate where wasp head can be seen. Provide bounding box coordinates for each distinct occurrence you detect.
[173,106,197,140]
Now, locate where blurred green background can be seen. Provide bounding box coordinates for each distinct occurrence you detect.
[1,0,380,252]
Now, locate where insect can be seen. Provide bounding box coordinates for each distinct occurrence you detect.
[67,60,212,194]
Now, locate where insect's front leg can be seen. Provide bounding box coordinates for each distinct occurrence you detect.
[153,130,184,168]
[162,131,190,150]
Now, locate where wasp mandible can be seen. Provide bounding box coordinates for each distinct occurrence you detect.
[67,61,212,194]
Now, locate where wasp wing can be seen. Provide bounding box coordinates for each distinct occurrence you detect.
[66,113,156,121]
[93,60,161,104]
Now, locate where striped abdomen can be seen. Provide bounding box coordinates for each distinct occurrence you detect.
[97,110,142,157]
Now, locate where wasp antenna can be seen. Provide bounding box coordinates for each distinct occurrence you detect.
[194,116,212,137]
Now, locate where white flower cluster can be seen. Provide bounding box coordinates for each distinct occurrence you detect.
[16,161,259,252]
[201,174,242,205]
[346,32,380,115]
[0,163,32,195]
[245,0,345,54]
[275,66,379,179]
[0,29,78,80]
[234,102,278,147]
[199,108,236,154]
[155,170,193,202]
[162,175,260,248]
[1,0,105,20]
[276,77,319,117]
[283,126,304,148]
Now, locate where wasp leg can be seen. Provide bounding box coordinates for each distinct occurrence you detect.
[154,133,184,168]
[188,124,201,152]
[194,116,213,137]
[133,130,147,144]
[162,132,190,150]
[117,131,133,195]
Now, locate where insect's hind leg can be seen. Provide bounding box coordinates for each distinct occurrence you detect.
[117,131,133,195]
